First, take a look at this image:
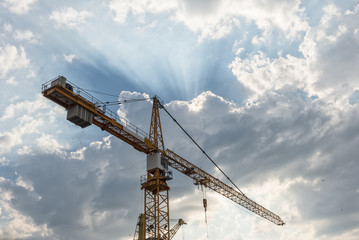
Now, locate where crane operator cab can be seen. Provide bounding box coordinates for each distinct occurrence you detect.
[147,153,173,181]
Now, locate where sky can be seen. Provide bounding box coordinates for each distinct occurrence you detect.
[0,0,359,239]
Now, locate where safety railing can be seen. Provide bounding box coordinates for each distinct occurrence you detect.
[42,76,149,139]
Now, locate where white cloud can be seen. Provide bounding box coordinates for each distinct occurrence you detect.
[109,0,177,24]
[229,51,314,102]
[13,30,39,44]
[313,4,352,43]
[169,91,233,113]
[0,157,10,166]
[353,28,359,43]
[116,91,152,128]
[0,178,52,238]
[0,132,21,154]
[2,0,37,14]
[36,134,66,155]
[251,35,265,45]
[63,53,77,63]
[0,116,43,154]
[50,7,92,30]
[15,176,34,191]
[108,0,308,41]
[17,145,33,155]
[0,44,30,78]
[70,147,87,160]
[108,0,132,24]
[5,76,18,86]
[297,4,359,106]
[9,95,20,102]
[230,3,359,107]
[175,0,307,41]
[0,94,49,121]
[320,4,340,26]
[3,23,13,32]
[0,95,62,154]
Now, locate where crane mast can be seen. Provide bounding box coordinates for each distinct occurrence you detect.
[142,97,172,239]
[42,76,284,240]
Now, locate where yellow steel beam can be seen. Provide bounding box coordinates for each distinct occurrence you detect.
[42,84,152,154]
[164,149,285,226]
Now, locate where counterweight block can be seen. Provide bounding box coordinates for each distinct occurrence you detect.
[67,104,93,128]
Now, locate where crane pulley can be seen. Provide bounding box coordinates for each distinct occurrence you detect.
[42,76,285,240]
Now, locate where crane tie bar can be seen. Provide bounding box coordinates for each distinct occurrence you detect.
[160,103,245,196]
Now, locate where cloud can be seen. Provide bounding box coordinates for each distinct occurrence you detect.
[229,51,313,102]
[230,3,359,107]
[163,89,358,239]
[13,30,40,44]
[2,0,37,14]
[0,44,30,78]
[0,177,52,239]
[108,0,308,41]
[1,88,359,239]
[0,135,146,239]
[298,3,359,106]
[3,23,13,32]
[0,133,20,154]
[0,116,43,154]
[63,53,76,63]
[176,93,358,239]
[0,95,63,154]
[0,94,50,121]
[176,0,307,41]
[36,134,67,155]
[17,145,33,155]
[1,2,359,240]
[49,7,92,30]
[5,76,18,86]
[109,0,177,24]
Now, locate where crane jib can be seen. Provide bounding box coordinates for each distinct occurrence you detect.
[164,149,285,226]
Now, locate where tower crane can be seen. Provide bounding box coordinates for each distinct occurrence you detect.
[41,76,285,240]
[134,214,186,240]
[169,219,186,239]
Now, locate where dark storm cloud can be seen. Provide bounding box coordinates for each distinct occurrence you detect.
[1,85,358,239]
[136,89,359,239]
[0,136,146,239]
